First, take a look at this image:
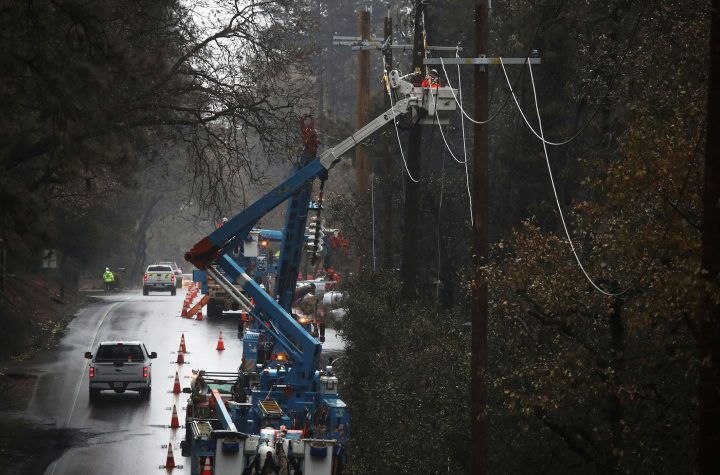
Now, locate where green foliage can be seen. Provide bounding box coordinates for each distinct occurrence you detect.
[340,272,471,474]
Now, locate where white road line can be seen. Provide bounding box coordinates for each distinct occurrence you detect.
[64,301,122,426]
[47,300,122,475]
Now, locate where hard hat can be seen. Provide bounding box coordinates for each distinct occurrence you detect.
[222,217,228,223]
[105,267,110,271]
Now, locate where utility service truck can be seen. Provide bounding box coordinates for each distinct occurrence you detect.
[182,67,455,474]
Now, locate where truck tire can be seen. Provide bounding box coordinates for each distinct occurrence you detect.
[207,301,222,319]
[139,388,151,400]
[171,288,176,296]
[180,440,189,457]
[89,388,100,401]
[143,287,149,296]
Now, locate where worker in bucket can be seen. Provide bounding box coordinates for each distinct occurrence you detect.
[421,69,440,88]
[102,267,114,292]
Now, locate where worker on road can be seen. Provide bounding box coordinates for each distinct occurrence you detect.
[102,267,114,292]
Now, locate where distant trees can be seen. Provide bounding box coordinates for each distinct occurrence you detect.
[0,0,313,270]
[484,0,710,473]
[334,0,714,473]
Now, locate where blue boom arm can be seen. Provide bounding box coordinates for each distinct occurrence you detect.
[185,97,418,389]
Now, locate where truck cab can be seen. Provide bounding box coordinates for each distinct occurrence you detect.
[85,341,157,400]
[143,264,177,295]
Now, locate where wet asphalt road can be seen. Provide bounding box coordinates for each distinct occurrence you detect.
[14,288,344,474]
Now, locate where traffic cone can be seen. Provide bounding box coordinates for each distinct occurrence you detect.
[176,348,185,364]
[201,456,212,475]
[216,331,225,351]
[196,309,204,321]
[164,442,176,470]
[172,371,181,394]
[170,404,180,428]
[181,301,189,317]
[180,334,187,353]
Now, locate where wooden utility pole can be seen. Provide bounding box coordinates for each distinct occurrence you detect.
[699,1,720,473]
[400,1,427,297]
[350,9,371,274]
[471,2,489,475]
[381,14,394,270]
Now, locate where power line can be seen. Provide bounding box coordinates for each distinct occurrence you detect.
[527,59,625,296]
[439,57,505,125]
[498,0,649,147]
[387,82,421,183]
[429,87,474,225]
[525,58,703,297]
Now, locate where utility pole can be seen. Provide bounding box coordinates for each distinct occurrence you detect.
[334,17,457,272]
[400,0,427,297]
[471,2,489,474]
[381,14,394,271]
[699,1,720,473]
[424,8,538,473]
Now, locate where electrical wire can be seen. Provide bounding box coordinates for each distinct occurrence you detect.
[387,83,421,183]
[439,57,504,125]
[455,63,474,226]
[499,0,649,147]
[527,58,625,296]
[430,90,466,164]
[528,57,705,296]
[430,88,474,225]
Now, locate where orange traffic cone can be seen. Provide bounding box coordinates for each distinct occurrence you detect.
[180,334,187,353]
[201,457,212,475]
[170,404,180,428]
[196,309,204,321]
[216,331,225,351]
[164,442,176,470]
[176,348,185,364]
[172,371,181,394]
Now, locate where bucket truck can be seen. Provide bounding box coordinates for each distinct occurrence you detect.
[181,69,456,474]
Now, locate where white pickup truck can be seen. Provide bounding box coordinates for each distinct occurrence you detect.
[85,341,157,400]
[143,264,176,295]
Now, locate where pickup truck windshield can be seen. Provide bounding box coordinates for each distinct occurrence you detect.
[96,344,144,362]
[147,266,172,272]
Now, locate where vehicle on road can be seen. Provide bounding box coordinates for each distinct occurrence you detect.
[143,264,176,295]
[158,261,183,288]
[85,341,157,400]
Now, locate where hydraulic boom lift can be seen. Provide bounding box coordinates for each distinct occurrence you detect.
[182,69,455,474]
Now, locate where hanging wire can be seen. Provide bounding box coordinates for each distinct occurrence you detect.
[526,58,623,296]
[526,58,705,296]
[387,76,421,183]
[455,62,474,226]
[499,0,649,147]
[430,90,466,164]
[439,57,503,125]
[430,88,474,226]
